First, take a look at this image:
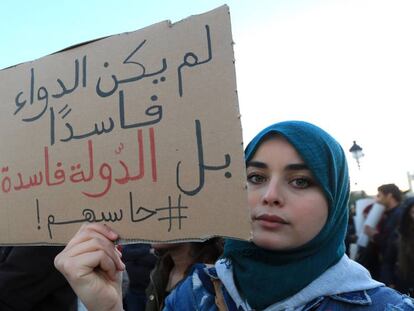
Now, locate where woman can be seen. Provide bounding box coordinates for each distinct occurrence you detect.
[55,121,414,310]
[144,240,222,311]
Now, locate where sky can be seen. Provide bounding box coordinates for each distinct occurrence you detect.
[1,0,413,195]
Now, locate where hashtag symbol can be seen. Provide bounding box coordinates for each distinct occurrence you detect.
[156,195,188,232]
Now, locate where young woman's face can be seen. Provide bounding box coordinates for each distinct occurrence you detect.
[247,136,328,251]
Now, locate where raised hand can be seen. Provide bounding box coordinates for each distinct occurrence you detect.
[54,223,125,311]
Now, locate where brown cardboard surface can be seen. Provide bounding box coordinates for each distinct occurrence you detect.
[0,5,250,245]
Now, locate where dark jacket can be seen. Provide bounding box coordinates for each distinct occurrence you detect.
[0,246,76,311]
[123,244,157,294]
[123,244,157,311]
[145,254,175,311]
[373,205,404,284]
[374,205,404,256]
[395,198,414,296]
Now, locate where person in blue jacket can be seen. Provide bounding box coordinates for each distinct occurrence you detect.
[54,120,414,311]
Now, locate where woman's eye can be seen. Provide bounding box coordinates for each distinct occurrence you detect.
[290,177,312,188]
[247,174,266,184]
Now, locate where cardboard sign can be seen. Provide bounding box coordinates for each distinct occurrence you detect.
[0,5,250,245]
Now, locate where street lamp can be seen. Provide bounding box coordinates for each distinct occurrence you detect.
[349,141,364,170]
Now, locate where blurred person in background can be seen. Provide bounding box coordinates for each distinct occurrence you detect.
[0,246,76,311]
[395,197,414,296]
[364,184,404,285]
[145,239,223,311]
[122,244,156,311]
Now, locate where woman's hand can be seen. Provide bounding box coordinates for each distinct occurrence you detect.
[54,223,125,311]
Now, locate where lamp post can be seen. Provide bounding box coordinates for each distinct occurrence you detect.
[349,141,364,170]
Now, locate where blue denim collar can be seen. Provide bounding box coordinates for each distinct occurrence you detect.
[302,290,371,311]
[330,290,372,305]
[216,255,382,311]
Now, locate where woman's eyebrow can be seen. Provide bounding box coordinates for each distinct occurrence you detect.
[246,161,267,169]
[285,163,309,171]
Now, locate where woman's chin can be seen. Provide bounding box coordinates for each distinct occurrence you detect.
[252,233,290,251]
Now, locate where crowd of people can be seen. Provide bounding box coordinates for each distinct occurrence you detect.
[1,121,414,310]
[346,185,414,297]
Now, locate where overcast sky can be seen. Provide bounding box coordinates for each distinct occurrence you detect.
[1,0,413,195]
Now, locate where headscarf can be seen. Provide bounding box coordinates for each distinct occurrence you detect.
[223,121,350,310]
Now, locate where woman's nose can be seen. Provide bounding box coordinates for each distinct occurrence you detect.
[261,178,284,207]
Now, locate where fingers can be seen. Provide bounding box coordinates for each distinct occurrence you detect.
[65,234,124,271]
[66,223,118,249]
[55,223,125,280]
[54,223,125,311]
[72,251,119,282]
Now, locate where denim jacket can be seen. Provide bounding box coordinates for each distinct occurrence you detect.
[164,256,414,311]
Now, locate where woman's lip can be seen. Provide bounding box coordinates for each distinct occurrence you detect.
[255,214,288,224]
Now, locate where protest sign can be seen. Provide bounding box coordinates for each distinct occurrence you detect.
[0,5,250,244]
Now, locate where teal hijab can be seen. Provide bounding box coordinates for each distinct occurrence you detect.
[223,121,350,310]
